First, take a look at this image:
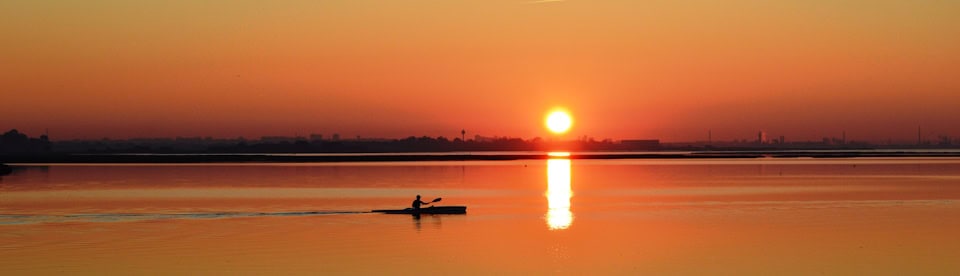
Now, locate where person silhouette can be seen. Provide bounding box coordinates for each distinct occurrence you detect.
[412,195,431,211]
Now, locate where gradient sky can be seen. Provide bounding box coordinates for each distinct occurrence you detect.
[2,0,958,142]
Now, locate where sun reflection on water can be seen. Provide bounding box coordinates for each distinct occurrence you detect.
[546,153,572,230]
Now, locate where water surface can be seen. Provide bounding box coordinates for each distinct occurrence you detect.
[2,158,959,274]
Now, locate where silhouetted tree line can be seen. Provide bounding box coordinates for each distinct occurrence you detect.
[0,132,649,154]
[0,129,51,153]
[207,136,543,153]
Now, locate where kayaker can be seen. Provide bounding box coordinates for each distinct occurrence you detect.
[412,195,431,211]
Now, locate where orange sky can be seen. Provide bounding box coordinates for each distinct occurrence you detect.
[2,1,958,142]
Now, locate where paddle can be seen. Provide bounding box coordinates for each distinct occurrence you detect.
[430,197,442,203]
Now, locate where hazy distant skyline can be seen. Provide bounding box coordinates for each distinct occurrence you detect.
[2,1,958,142]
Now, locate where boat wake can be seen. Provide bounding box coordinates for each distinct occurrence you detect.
[0,210,370,225]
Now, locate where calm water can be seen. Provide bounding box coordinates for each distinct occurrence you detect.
[2,157,960,274]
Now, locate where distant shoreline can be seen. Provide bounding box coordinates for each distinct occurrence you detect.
[4,150,960,164]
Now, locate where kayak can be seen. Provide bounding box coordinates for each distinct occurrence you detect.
[371,206,467,214]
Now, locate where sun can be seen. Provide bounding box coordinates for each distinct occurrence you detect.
[545,109,573,134]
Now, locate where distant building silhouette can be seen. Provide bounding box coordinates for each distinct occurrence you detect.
[260,136,294,143]
[621,139,660,150]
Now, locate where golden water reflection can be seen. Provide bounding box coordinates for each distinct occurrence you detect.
[546,153,572,230]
